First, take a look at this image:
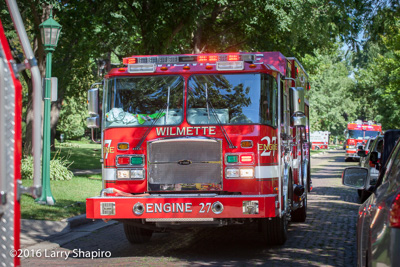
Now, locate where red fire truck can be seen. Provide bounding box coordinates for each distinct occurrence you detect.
[86,52,311,245]
[344,120,382,161]
[0,1,43,266]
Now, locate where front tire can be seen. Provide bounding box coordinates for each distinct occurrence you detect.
[260,214,288,246]
[123,223,153,244]
[291,194,307,222]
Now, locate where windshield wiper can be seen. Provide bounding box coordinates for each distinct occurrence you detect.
[133,102,168,150]
[194,85,237,149]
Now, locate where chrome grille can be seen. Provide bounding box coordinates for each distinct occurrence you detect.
[147,137,222,191]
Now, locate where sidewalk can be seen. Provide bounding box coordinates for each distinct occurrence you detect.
[21,214,117,250]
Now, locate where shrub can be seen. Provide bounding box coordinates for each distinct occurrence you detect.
[21,152,74,181]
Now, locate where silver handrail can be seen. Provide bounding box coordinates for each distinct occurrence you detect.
[0,58,6,211]
[6,0,42,196]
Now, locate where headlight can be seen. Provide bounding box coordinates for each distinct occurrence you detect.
[348,145,355,149]
[117,170,130,179]
[240,168,254,178]
[131,169,145,179]
[226,167,254,178]
[116,168,145,179]
[226,168,240,178]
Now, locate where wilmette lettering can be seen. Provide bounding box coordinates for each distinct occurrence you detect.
[156,126,216,136]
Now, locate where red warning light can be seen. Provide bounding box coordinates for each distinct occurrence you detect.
[198,55,208,62]
[228,55,240,61]
[123,58,137,64]
[209,55,218,62]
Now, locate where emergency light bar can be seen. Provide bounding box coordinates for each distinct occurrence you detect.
[123,54,256,65]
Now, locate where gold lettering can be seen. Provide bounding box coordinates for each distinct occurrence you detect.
[258,144,264,151]
[209,126,216,135]
[177,127,185,135]
[104,147,115,153]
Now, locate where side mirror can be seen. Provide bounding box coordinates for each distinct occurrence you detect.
[88,88,99,115]
[357,150,366,157]
[290,87,305,114]
[87,86,100,129]
[342,167,369,189]
[370,151,379,163]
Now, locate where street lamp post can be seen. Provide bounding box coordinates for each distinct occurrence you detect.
[36,9,61,205]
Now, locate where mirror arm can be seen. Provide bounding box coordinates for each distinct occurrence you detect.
[91,128,101,144]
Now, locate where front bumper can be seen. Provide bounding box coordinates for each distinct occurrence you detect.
[86,194,278,220]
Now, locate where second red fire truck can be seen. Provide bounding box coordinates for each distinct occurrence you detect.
[344,120,382,161]
[86,52,311,245]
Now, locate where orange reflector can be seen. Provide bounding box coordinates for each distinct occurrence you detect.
[239,154,254,163]
[205,65,213,70]
[209,55,218,61]
[249,64,256,68]
[241,140,253,148]
[298,98,301,104]
[118,68,126,72]
[183,66,190,70]
[117,157,130,165]
[198,55,207,62]
[160,67,168,71]
[228,55,240,61]
[117,143,129,150]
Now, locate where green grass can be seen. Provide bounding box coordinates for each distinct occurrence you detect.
[21,174,102,220]
[51,140,102,170]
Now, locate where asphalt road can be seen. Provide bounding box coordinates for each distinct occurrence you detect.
[22,150,360,267]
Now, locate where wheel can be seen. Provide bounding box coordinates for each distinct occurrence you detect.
[123,223,153,244]
[291,192,307,222]
[260,214,288,246]
[292,165,307,222]
[315,146,320,150]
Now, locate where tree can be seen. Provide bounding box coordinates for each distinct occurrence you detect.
[303,48,358,136]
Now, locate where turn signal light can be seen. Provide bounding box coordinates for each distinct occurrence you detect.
[241,140,253,148]
[117,157,130,165]
[117,143,129,150]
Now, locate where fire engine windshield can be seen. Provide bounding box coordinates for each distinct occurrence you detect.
[104,76,184,127]
[187,73,277,126]
[364,131,380,138]
[347,130,363,139]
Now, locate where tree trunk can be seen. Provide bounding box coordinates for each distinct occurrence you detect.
[50,101,62,151]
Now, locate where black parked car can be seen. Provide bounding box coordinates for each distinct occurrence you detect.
[357,135,383,201]
[357,130,400,202]
[342,137,400,266]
